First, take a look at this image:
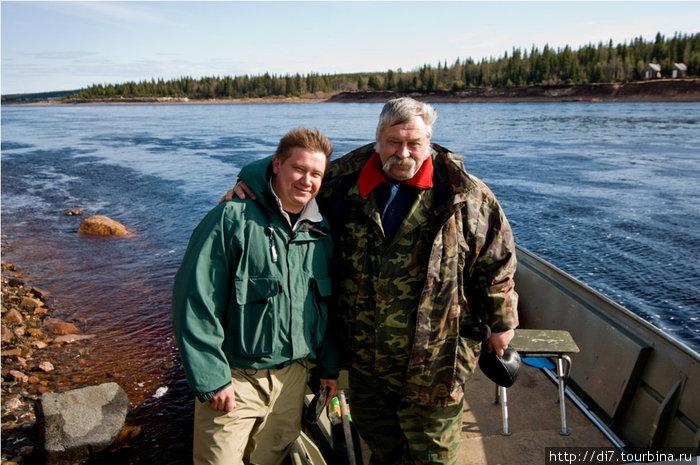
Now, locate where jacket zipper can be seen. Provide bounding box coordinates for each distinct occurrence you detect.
[286,231,295,360]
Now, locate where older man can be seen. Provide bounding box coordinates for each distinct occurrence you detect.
[174,127,339,465]
[227,98,518,465]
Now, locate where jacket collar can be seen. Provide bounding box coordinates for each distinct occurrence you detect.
[358,152,434,198]
[267,179,323,229]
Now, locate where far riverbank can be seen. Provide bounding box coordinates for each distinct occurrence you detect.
[329,79,700,103]
[4,79,699,105]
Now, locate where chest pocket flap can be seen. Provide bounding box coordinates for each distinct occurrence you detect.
[235,277,280,305]
[232,277,281,357]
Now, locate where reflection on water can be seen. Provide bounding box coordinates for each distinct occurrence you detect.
[1,220,191,463]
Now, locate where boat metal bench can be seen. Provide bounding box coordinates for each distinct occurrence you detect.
[494,329,580,436]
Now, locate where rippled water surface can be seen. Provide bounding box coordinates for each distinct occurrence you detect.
[2,102,698,463]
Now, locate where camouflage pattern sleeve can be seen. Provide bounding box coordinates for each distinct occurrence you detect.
[462,174,519,333]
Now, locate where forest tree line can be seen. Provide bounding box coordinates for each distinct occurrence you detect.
[72,32,699,100]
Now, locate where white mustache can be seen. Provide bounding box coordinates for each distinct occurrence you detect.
[383,156,416,172]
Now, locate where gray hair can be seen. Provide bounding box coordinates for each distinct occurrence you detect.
[375,97,438,143]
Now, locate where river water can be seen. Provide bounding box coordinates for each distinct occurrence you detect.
[1,102,698,463]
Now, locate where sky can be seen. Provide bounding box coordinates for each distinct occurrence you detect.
[2,1,699,95]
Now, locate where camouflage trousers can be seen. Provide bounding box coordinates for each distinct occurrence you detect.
[349,372,463,465]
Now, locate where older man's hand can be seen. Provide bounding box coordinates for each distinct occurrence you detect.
[487,329,515,357]
[219,182,256,203]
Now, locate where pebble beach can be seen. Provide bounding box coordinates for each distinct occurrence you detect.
[1,258,102,464]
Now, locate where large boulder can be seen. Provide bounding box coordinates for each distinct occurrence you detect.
[77,216,129,236]
[35,382,129,464]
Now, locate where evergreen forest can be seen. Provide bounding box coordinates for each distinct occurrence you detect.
[70,32,700,100]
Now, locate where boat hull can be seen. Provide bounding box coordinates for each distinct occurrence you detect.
[515,246,699,450]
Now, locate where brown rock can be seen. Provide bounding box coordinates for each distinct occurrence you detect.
[47,320,80,335]
[27,327,44,337]
[5,396,23,410]
[20,296,41,311]
[9,370,29,384]
[2,348,22,357]
[115,425,142,443]
[7,277,24,287]
[38,361,55,372]
[28,375,41,384]
[52,334,95,344]
[3,308,23,324]
[78,215,130,236]
[61,208,84,216]
[2,324,14,344]
[30,286,50,299]
[31,340,48,349]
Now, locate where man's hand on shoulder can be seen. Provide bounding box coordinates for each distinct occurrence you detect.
[219,181,256,204]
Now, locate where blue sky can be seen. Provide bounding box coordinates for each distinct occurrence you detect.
[2,1,699,94]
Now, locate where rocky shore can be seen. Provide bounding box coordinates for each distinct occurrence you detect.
[1,261,95,464]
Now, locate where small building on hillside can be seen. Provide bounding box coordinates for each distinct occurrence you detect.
[642,63,662,80]
[672,63,688,79]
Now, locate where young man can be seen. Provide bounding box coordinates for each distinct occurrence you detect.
[173,127,339,465]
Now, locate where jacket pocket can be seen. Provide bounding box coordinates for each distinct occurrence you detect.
[454,335,481,386]
[308,276,332,346]
[233,277,281,357]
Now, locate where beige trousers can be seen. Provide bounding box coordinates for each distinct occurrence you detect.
[193,361,309,465]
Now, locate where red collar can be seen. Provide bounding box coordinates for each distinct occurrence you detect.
[358,152,434,198]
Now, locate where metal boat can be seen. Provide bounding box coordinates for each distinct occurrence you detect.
[505,247,699,460]
[295,245,699,464]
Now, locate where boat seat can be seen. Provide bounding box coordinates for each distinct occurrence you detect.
[493,329,580,436]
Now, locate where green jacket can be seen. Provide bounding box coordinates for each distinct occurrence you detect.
[239,144,518,407]
[172,168,338,402]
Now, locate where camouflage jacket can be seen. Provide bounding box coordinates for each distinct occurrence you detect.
[319,143,519,407]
